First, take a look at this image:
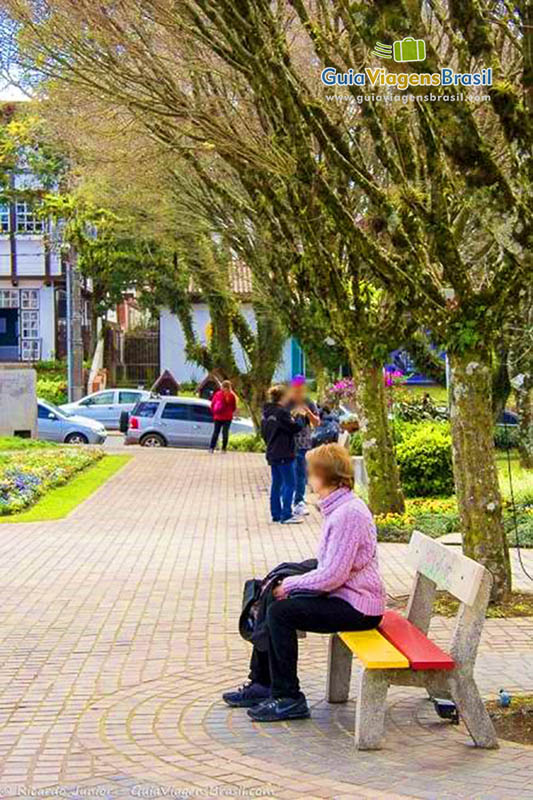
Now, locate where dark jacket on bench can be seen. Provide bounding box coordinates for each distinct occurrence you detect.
[239,559,318,651]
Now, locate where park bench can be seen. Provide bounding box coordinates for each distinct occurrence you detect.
[326,530,498,750]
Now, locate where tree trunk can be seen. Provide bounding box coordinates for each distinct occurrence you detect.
[307,352,328,405]
[238,379,268,431]
[351,359,405,515]
[449,350,512,601]
[516,381,533,469]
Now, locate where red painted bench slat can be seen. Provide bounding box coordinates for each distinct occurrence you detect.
[378,610,455,670]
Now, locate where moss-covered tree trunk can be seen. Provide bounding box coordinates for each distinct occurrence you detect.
[350,358,405,515]
[516,380,533,469]
[307,352,328,405]
[238,379,269,431]
[449,350,512,601]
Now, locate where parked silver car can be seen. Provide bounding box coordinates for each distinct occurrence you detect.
[125,396,254,448]
[37,399,107,445]
[60,388,151,430]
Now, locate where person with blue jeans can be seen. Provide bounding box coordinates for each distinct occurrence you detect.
[261,385,306,525]
[287,375,320,516]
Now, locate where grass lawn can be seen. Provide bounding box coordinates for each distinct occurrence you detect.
[0,436,56,451]
[0,454,131,523]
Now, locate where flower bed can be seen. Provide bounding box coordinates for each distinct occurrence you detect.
[0,447,103,515]
[375,496,533,545]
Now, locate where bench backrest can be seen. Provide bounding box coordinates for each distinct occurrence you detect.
[405,531,492,669]
[407,530,486,606]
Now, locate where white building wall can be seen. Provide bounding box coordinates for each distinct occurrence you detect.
[160,304,293,383]
[16,237,45,276]
[0,240,10,276]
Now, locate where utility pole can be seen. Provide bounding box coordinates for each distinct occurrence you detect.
[66,245,84,401]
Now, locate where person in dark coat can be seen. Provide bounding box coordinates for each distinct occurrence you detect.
[261,384,308,525]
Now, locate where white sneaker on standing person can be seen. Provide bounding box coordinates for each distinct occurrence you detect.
[287,375,320,516]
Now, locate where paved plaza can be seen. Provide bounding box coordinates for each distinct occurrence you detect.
[1,449,533,800]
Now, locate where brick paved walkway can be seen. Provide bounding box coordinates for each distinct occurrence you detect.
[1,450,533,800]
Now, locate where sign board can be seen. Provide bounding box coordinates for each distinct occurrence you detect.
[0,368,37,438]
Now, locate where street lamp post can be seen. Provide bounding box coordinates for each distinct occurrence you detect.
[66,244,84,402]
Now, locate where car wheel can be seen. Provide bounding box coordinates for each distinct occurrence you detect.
[65,432,89,445]
[140,433,166,448]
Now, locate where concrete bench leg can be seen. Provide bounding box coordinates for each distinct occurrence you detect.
[326,634,352,703]
[355,669,389,750]
[449,675,498,749]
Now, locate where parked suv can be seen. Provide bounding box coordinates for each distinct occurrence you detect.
[125,396,254,448]
[60,388,151,430]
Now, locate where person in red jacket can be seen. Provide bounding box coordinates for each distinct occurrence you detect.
[209,380,237,453]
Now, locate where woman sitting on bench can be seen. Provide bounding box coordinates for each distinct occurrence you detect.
[223,443,386,722]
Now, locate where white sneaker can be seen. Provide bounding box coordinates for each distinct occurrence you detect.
[281,516,304,525]
[293,502,310,516]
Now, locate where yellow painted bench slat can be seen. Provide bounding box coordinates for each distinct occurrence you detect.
[339,629,410,669]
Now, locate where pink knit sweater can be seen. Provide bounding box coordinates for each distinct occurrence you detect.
[280,487,386,616]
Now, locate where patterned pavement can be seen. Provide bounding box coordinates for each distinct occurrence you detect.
[0,448,533,800]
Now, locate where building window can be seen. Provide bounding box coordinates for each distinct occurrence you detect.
[16,201,44,234]
[21,339,40,362]
[0,203,9,234]
[0,290,18,308]
[21,310,39,339]
[21,289,39,309]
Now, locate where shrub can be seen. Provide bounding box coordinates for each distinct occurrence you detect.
[396,422,454,497]
[394,393,448,423]
[180,379,199,393]
[494,425,520,450]
[349,432,363,456]
[36,376,68,405]
[227,433,266,453]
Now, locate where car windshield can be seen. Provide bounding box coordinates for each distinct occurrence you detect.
[42,402,69,418]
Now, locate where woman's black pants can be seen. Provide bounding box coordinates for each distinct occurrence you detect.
[210,419,231,451]
[249,595,382,699]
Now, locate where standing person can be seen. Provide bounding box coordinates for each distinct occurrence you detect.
[209,380,237,453]
[222,444,386,721]
[261,385,304,525]
[287,375,320,516]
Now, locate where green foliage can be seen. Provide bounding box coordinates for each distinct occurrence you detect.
[0,106,65,195]
[34,361,68,404]
[34,360,65,374]
[179,380,198,393]
[494,425,520,451]
[396,422,454,497]
[226,433,266,452]
[393,393,448,423]
[349,432,363,456]
[36,376,67,405]
[0,437,54,451]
